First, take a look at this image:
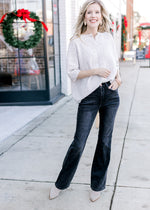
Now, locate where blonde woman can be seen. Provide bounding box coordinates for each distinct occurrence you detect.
[49,0,121,202]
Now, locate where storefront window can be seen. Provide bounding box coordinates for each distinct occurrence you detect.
[0,0,61,104]
[0,0,46,91]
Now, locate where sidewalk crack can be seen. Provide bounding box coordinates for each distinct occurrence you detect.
[109,64,141,210]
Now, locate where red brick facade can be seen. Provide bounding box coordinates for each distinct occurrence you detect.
[126,0,134,50]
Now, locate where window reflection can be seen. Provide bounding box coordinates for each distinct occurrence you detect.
[0,0,46,91]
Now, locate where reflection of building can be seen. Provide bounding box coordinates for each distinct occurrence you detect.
[133,11,150,50]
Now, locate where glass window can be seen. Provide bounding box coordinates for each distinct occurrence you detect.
[0,0,46,91]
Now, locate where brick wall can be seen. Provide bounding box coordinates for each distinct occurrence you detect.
[126,0,134,50]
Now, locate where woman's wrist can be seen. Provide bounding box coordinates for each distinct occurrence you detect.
[92,69,97,76]
[115,73,122,86]
[115,77,122,86]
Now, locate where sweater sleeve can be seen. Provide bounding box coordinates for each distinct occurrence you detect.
[67,40,80,82]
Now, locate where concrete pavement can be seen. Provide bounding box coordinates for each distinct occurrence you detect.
[0,60,150,210]
[0,96,71,143]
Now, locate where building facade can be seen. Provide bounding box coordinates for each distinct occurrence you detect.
[0,0,126,105]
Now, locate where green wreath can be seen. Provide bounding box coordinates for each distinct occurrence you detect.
[2,11,42,49]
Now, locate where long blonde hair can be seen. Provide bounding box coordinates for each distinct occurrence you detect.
[72,0,111,39]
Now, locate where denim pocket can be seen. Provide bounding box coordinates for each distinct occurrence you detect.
[105,82,118,93]
[108,87,118,92]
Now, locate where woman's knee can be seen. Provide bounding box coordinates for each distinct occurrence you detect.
[71,137,85,153]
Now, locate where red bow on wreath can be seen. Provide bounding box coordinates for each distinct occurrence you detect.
[0,9,48,32]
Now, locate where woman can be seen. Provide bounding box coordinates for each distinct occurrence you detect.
[49,0,121,202]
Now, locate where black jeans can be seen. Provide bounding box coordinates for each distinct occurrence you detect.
[55,81,120,191]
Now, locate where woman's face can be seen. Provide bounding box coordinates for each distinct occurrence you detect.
[84,3,102,29]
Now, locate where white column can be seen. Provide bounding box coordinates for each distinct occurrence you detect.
[59,0,80,96]
[59,0,70,95]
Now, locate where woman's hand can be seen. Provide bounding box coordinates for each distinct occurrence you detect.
[108,80,119,90]
[108,77,122,90]
[94,68,111,78]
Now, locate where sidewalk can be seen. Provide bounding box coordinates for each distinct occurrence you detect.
[0,96,71,143]
[0,60,150,210]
